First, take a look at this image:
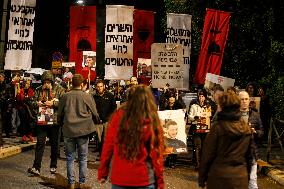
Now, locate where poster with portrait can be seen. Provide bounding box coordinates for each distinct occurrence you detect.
[37,106,54,125]
[137,58,151,85]
[204,73,235,98]
[82,51,96,70]
[62,62,75,81]
[250,97,261,113]
[158,109,187,154]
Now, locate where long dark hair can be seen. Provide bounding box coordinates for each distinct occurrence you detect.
[117,85,162,161]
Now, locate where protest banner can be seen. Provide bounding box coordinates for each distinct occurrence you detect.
[158,110,187,154]
[194,9,231,84]
[105,5,134,80]
[69,6,96,75]
[5,0,36,70]
[167,13,191,89]
[151,43,183,88]
[133,10,155,76]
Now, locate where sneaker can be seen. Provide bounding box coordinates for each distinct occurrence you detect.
[28,167,40,176]
[50,167,56,174]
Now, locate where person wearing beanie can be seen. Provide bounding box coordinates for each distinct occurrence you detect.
[28,70,65,176]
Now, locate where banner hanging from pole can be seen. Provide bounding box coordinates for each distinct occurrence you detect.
[69,6,97,76]
[134,10,155,79]
[166,13,192,90]
[4,0,36,70]
[105,5,134,80]
[194,9,231,85]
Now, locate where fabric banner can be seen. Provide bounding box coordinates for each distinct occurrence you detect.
[105,5,134,80]
[166,13,191,89]
[69,6,96,76]
[158,110,187,154]
[4,0,36,70]
[194,9,231,84]
[134,10,155,77]
[151,43,183,88]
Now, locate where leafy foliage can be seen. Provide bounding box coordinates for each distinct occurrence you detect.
[162,0,284,118]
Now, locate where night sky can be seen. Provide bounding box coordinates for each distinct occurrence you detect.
[32,0,160,69]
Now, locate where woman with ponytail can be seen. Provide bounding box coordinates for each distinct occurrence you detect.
[98,85,164,189]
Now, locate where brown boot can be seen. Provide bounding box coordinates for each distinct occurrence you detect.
[67,183,75,189]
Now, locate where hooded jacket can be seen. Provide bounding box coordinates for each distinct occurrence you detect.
[198,110,252,189]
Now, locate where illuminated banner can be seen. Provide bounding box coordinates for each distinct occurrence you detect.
[5,0,36,70]
[151,43,183,88]
[167,13,191,89]
[105,5,134,80]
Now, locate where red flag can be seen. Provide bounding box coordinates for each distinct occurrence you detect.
[133,10,155,82]
[69,6,97,79]
[194,9,231,85]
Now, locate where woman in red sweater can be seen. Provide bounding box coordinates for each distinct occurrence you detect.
[98,85,165,189]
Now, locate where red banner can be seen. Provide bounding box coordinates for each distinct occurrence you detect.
[133,10,155,81]
[194,9,231,85]
[69,6,96,79]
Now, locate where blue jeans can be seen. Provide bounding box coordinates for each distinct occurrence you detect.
[112,183,155,189]
[64,136,89,185]
[248,159,258,189]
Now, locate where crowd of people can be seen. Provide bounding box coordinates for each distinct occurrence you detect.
[0,66,273,189]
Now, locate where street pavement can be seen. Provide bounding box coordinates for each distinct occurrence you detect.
[0,136,283,189]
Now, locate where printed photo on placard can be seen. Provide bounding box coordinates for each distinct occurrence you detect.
[137,58,151,85]
[37,106,54,125]
[82,51,96,71]
[158,110,187,154]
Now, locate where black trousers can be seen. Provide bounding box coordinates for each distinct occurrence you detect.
[32,125,59,171]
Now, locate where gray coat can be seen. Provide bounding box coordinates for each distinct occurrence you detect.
[58,89,100,138]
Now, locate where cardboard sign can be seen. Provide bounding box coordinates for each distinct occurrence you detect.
[151,43,183,88]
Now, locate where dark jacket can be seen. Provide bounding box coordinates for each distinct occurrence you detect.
[34,83,65,125]
[93,91,116,123]
[198,110,252,189]
[58,89,100,138]
[248,109,263,159]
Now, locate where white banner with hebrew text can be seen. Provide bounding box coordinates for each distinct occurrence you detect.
[5,0,36,70]
[167,13,192,89]
[105,5,134,80]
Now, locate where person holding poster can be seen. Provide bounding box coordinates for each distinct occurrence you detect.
[98,85,164,189]
[199,93,252,189]
[188,89,211,169]
[28,71,65,176]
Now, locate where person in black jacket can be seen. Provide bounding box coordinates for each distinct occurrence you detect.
[93,79,117,158]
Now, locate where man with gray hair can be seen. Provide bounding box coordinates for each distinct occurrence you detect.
[239,91,263,189]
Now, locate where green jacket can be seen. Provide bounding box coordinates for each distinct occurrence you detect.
[34,83,65,125]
